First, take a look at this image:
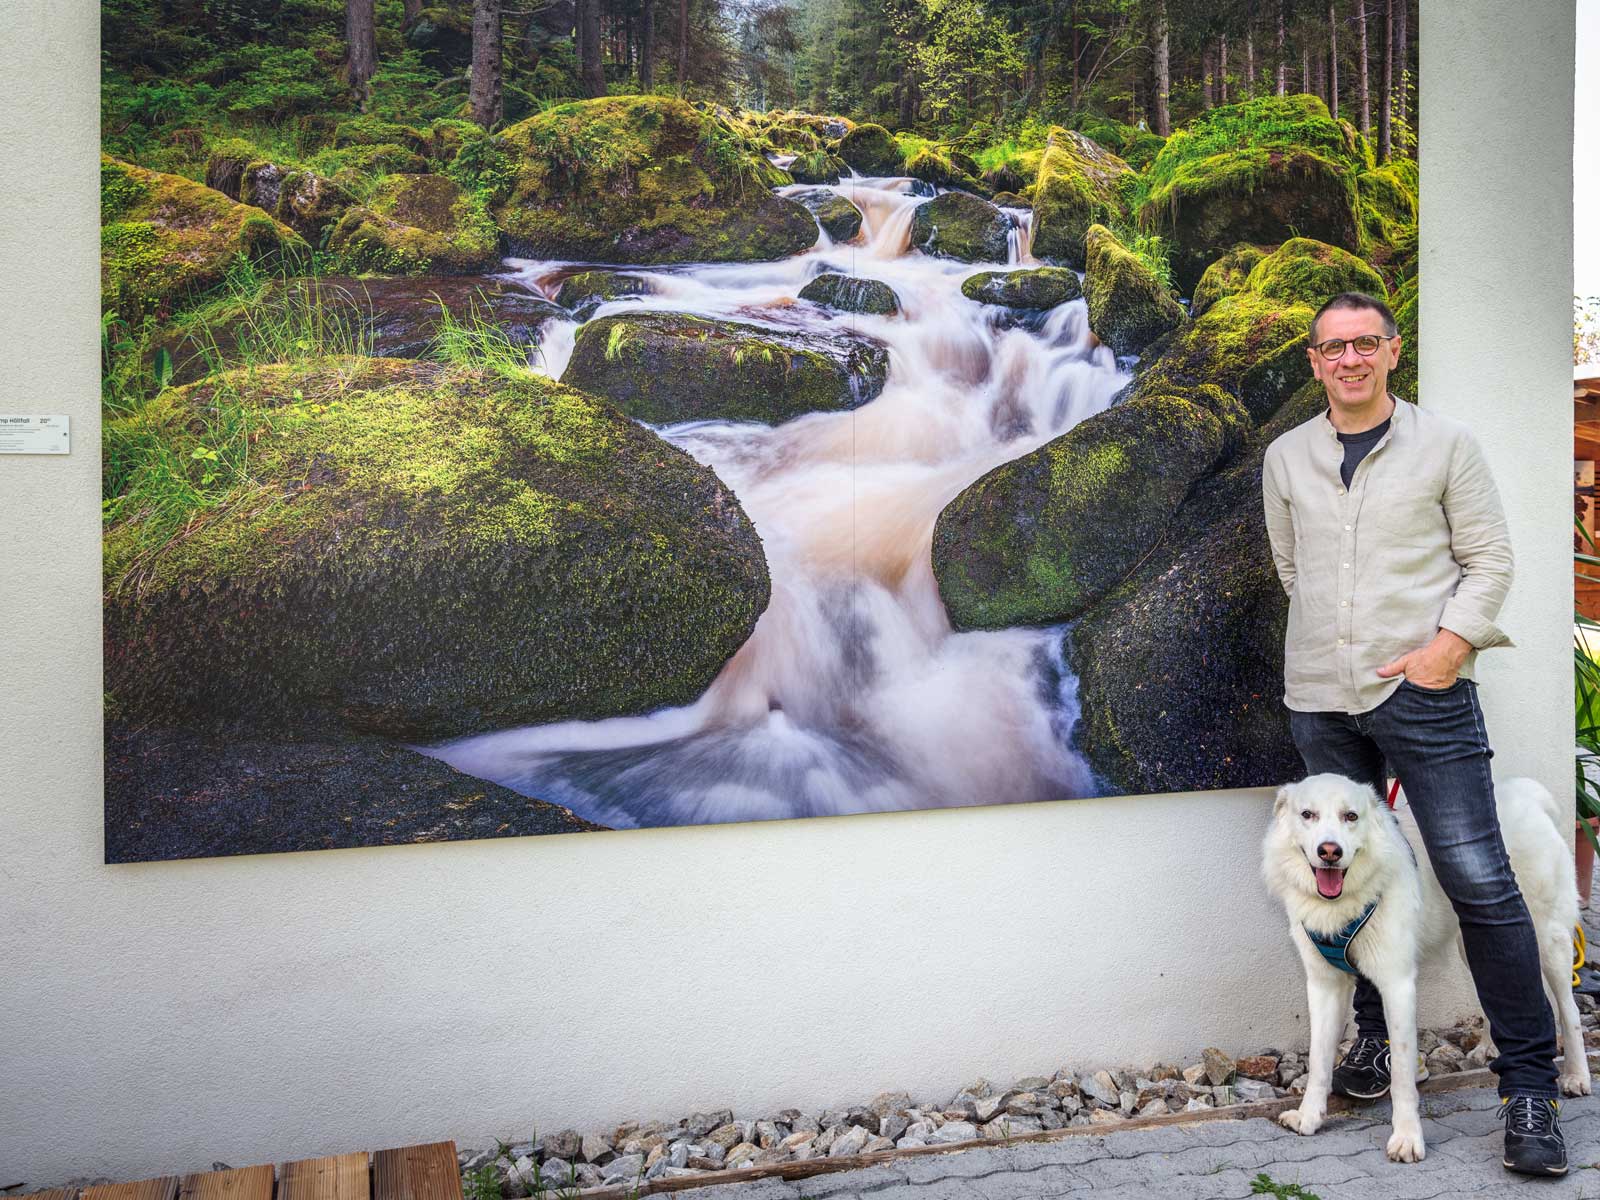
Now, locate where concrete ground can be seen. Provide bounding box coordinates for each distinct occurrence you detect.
[675,865,1600,1200]
[683,1086,1600,1199]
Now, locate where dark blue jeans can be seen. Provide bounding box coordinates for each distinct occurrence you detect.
[1288,678,1560,1098]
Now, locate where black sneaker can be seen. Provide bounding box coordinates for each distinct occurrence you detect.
[1330,1036,1430,1101]
[1500,1095,1566,1177]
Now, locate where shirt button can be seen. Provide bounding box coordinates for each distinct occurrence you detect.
[1338,638,1345,645]
[1344,524,1352,531]
[1343,562,1351,569]
[1340,600,1348,607]
[1337,488,1346,495]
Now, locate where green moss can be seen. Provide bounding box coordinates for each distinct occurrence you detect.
[836,123,904,175]
[104,358,771,740]
[1135,96,1367,292]
[910,191,1011,263]
[1030,128,1131,269]
[1130,288,1314,423]
[565,311,888,425]
[1244,237,1387,307]
[1191,243,1271,317]
[788,150,845,185]
[932,394,1225,629]
[1389,274,1419,405]
[791,188,862,241]
[905,147,960,187]
[100,155,308,322]
[333,116,429,154]
[327,173,500,275]
[1076,115,1167,170]
[493,95,817,264]
[1081,223,1185,356]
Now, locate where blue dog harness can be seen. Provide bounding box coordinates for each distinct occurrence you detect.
[1305,901,1379,974]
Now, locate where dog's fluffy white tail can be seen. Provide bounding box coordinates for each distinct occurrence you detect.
[1500,776,1561,832]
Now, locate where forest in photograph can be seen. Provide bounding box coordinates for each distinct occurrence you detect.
[101,0,1420,861]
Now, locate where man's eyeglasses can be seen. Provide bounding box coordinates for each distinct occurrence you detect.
[1311,334,1398,360]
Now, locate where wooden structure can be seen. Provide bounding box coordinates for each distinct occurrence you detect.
[20,1143,462,1200]
[1578,366,1600,620]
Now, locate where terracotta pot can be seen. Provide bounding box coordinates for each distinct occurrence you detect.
[1578,817,1600,907]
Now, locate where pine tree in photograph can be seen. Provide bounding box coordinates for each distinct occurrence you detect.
[470,0,503,127]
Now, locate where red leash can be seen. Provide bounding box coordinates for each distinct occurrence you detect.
[1385,778,1401,809]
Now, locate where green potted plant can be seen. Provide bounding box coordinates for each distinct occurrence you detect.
[1573,519,1600,904]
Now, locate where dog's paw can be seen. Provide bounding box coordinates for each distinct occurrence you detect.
[1386,1123,1426,1163]
[1560,1068,1592,1097]
[1279,1106,1322,1136]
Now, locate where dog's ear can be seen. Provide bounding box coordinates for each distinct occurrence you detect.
[1273,784,1294,816]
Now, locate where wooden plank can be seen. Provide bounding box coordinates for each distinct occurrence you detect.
[277,1154,370,1200]
[81,1180,179,1200]
[19,1190,77,1200]
[178,1165,273,1200]
[371,1144,459,1200]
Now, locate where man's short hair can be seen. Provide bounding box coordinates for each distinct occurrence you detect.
[1309,291,1399,345]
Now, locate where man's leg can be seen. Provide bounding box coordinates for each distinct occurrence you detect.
[1368,680,1560,1099]
[1288,708,1390,1043]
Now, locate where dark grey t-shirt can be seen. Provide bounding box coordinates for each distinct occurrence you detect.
[1337,417,1391,489]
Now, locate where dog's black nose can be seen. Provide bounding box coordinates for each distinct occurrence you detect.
[1317,841,1343,863]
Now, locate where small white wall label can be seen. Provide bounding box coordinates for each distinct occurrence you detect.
[0,415,70,455]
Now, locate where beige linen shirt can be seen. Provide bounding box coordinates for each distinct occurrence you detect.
[1261,396,1514,714]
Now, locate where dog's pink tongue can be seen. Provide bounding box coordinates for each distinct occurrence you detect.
[1315,867,1345,899]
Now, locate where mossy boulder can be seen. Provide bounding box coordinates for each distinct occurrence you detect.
[961,266,1081,310]
[905,147,987,195]
[1136,96,1367,293]
[932,395,1227,629]
[1081,223,1185,356]
[799,272,900,316]
[1245,236,1386,307]
[153,274,565,386]
[565,311,889,425]
[1356,159,1418,258]
[791,187,863,241]
[1127,288,1314,424]
[554,270,655,317]
[1389,273,1418,405]
[100,155,308,322]
[836,123,905,175]
[308,142,431,180]
[788,151,847,184]
[1076,116,1167,170]
[333,116,431,156]
[103,358,770,741]
[494,96,817,264]
[216,156,356,242]
[404,5,474,71]
[1030,128,1132,269]
[1066,379,1327,794]
[1191,243,1272,317]
[328,173,501,275]
[910,191,1011,263]
[765,124,821,153]
[991,191,1030,209]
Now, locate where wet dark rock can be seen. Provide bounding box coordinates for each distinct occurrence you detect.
[790,188,863,242]
[961,266,1080,310]
[910,191,1011,263]
[104,722,607,863]
[554,270,655,318]
[799,272,899,316]
[565,310,889,425]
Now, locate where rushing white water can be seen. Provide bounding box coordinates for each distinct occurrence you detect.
[427,173,1129,829]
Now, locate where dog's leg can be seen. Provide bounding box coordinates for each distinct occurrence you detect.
[1280,957,1351,1137]
[1538,921,1593,1096]
[1371,971,1425,1162]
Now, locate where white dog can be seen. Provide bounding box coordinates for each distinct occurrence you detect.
[1261,772,1591,1163]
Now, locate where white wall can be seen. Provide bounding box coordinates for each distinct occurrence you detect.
[0,0,1573,1185]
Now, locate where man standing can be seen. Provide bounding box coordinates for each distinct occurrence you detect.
[1261,291,1567,1177]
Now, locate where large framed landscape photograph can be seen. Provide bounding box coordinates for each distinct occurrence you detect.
[101,0,1420,862]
